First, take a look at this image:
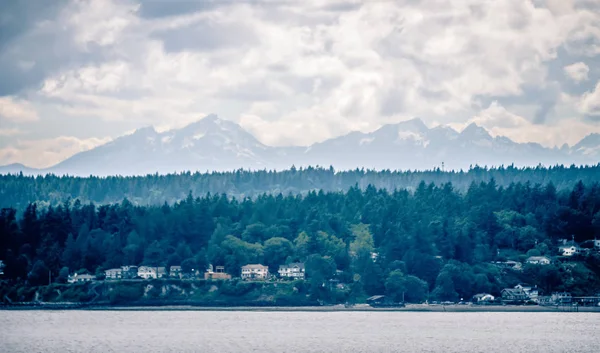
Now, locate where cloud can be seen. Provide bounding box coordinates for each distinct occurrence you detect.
[564,62,590,82]
[0,96,39,122]
[0,128,21,136]
[1,0,600,167]
[579,81,600,117]
[0,135,111,168]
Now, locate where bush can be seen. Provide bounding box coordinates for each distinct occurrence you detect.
[109,283,144,304]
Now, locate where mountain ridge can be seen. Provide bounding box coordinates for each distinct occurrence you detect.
[1,115,599,176]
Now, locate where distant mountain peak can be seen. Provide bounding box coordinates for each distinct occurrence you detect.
[133,125,157,136]
[460,122,492,140]
[2,114,600,176]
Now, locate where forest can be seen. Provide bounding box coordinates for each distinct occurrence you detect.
[2,176,600,304]
[1,164,599,210]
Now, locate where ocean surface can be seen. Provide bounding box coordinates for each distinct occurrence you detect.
[1,310,599,353]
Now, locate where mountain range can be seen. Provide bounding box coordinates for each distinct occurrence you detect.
[1,115,599,176]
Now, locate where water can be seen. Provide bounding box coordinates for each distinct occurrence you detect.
[1,310,599,353]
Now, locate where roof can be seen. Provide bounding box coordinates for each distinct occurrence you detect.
[279,262,305,270]
[170,266,181,270]
[72,274,95,279]
[502,288,526,296]
[527,256,550,261]
[105,268,123,272]
[242,264,268,269]
[366,295,386,301]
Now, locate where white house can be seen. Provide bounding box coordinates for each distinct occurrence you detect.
[68,273,95,283]
[105,268,123,280]
[473,293,495,303]
[594,238,600,249]
[559,245,580,257]
[137,266,157,279]
[241,264,269,280]
[278,263,305,279]
[526,256,551,265]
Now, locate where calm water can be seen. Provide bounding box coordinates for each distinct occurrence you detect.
[1,311,599,353]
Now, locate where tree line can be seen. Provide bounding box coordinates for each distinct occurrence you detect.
[1,178,600,303]
[1,164,599,210]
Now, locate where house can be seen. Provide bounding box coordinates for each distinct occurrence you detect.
[551,292,572,304]
[105,268,123,280]
[121,265,138,279]
[366,295,405,307]
[241,264,269,280]
[137,266,157,279]
[514,284,539,301]
[278,263,305,279]
[594,238,600,249]
[169,266,182,278]
[501,288,529,303]
[204,265,232,280]
[491,260,522,271]
[0,260,5,275]
[68,273,95,283]
[559,245,580,257]
[472,293,495,304]
[526,256,551,265]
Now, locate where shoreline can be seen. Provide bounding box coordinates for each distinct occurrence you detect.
[2,304,599,312]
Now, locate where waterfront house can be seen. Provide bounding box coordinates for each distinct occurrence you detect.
[157,267,167,278]
[137,266,157,279]
[241,264,269,280]
[514,284,539,301]
[472,293,495,304]
[501,288,529,304]
[121,265,138,279]
[169,266,182,278]
[68,273,95,283]
[526,256,551,265]
[204,265,232,280]
[551,292,572,304]
[278,263,305,279]
[105,268,123,280]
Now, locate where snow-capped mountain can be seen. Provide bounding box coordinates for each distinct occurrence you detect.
[1,115,599,176]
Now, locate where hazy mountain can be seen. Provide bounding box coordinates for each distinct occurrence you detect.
[1,115,599,176]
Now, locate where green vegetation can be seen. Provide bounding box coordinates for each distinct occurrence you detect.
[1,169,600,305]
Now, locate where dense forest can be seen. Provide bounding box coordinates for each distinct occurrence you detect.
[2,178,600,303]
[1,164,599,210]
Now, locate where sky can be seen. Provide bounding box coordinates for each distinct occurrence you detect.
[0,0,599,168]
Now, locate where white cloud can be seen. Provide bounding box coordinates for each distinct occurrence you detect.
[0,96,39,122]
[2,0,600,167]
[564,62,590,82]
[0,128,22,136]
[579,81,600,116]
[0,136,112,168]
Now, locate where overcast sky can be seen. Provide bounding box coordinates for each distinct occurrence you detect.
[1,0,599,168]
